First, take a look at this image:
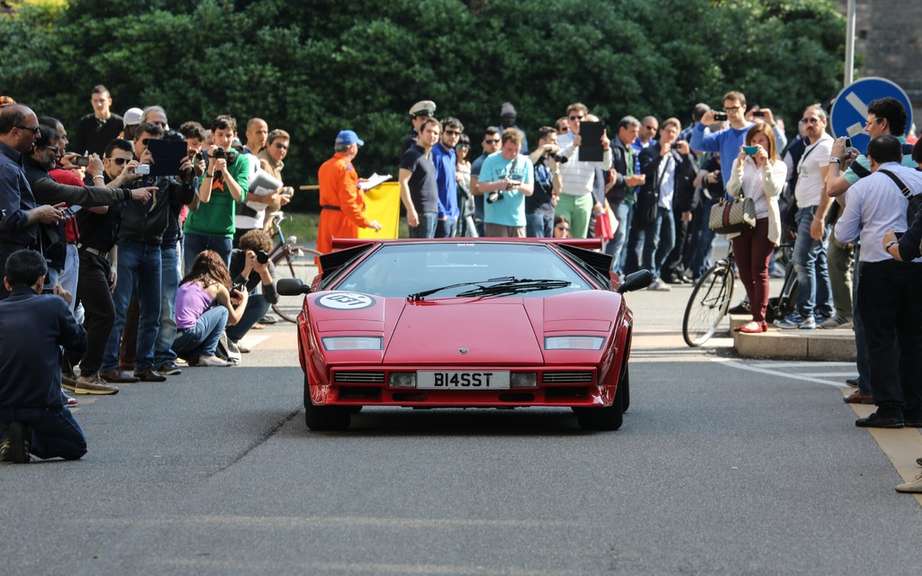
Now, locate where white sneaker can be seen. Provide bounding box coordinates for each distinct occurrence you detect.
[647,278,672,291]
[198,355,231,367]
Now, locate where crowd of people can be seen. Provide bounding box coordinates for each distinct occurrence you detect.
[2,87,921,494]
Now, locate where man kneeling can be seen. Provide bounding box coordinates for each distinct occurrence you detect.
[0,250,88,463]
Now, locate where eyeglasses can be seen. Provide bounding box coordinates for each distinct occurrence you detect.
[273,142,288,149]
[483,138,500,144]
[569,115,584,121]
[16,124,40,135]
[724,106,741,112]
[801,117,820,124]
[445,130,461,136]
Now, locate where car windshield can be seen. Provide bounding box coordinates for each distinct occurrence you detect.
[334,243,592,298]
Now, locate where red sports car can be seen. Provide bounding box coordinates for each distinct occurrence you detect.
[277,238,652,431]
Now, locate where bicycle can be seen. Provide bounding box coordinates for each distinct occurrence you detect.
[682,247,735,347]
[266,212,320,323]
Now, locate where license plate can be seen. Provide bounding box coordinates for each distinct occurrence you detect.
[416,371,510,390]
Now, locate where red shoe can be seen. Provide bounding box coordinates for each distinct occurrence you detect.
[739,321,764,334]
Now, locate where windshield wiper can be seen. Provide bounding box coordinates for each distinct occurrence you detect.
[407,276,516,302]
[455,278,571,298]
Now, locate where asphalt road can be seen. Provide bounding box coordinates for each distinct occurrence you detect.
[2,279,921,575]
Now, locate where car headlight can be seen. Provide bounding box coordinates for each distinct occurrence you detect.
[389,372,417,388]
[544,336,604,350]
[321,336,383,351]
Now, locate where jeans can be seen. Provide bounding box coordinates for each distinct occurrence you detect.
[638,206,675,279]
[75,250,115,376]
[663,209,690,279]
[793,206,834,318]
[689,197,717,279]
[102,242,162,373]
[61,244,80,315]
[172,306,229,358]
[0,407,86,461]
[225,294,270,343]
[183,232,233,274]
[434,217,457,238]
[408,212,438,238]
[607,202,632,273]
[153,243,180,367]
[525,210,554,238]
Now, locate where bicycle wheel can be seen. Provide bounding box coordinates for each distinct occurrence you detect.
[271,245,318,323]
[682,262,734,347]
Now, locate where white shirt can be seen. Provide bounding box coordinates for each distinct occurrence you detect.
[235,152,265,229]
[557,143,613,196]
[834,162,922,262]
[794,133,833,207]
[737,157,787,218]
[657,153,675,209]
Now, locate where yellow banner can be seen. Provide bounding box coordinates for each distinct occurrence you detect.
[358,180,400,239]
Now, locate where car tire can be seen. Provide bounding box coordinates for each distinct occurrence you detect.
[574,376,624,431]
[303,377,351,431]
[621,370,630,414]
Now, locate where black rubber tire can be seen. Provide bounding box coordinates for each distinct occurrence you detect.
[621,370,630,414]
[574,377,624,431]
[303,377,350,431]
[682,262,733,347]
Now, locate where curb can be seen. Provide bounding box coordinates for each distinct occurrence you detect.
[730,315,857,361]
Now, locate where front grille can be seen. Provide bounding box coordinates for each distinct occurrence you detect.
[334,371,385,384]
[543,371,593,384]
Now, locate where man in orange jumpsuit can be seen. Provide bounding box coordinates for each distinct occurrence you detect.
[316,130,382,259]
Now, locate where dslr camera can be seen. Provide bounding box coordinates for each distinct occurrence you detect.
[255,249,269,264]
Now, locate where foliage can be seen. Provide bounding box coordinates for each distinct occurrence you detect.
[1,0,845,210]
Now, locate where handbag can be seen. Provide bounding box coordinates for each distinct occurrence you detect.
[594,206,616,240]
[708,194,756,234]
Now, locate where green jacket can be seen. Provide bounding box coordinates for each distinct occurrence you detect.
[184,152,250,237]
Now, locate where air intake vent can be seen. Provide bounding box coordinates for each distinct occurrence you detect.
[335,371,385,384]
[543,371,593,384]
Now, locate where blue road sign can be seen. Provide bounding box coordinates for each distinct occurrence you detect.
[830,77,913,154]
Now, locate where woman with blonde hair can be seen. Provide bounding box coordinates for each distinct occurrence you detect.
[727,123,788,333]
[171,250,248,366]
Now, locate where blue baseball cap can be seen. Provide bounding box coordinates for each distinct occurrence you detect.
[335,130,364,147]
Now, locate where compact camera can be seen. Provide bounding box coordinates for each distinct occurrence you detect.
[135,164,151,176]
[713,112,729,122]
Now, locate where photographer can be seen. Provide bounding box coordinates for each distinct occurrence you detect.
[171,250,246,367]
[225,230,278,353]
[183,115,251,270]
[477,128,534,237]
[608,116,646,272]
[526,126,563,237]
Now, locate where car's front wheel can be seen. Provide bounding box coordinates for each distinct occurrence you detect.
[573,376,625,431]
[304,378,350,431]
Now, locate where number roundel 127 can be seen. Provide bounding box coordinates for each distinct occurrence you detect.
[316,292,375,310]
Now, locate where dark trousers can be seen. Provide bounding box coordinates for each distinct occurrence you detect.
[0,407,87,461]
[225,294,271,343]
[731,219,774,323]
[76,250,115,376]
[662,210,690,278]
[857,261,922,414]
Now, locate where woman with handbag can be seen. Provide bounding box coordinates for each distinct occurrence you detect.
[726,123,788,333]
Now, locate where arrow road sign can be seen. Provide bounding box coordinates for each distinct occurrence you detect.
[830,77,913,154]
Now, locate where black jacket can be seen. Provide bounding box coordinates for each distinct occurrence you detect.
[606,138,634,204]
[118,176,193,245]
[23,158,132,207]
[638,147,698,212]
[0,287,86,409]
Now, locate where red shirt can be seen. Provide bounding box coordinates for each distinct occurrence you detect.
[49,168,84,244]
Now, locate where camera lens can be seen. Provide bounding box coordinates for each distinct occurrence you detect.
[255,250,269,264]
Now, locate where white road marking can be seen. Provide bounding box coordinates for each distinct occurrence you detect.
[156,558,578,576]
[750,361,854,368]
[845,92,869,118]
[712,358,848,388]
[798,372,859,378]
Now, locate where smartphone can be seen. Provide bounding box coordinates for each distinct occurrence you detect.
[844,137,852,149]
[72,156,90,167]
[743,146,759,155]
[752,110,765,118]
[713,112,728,122]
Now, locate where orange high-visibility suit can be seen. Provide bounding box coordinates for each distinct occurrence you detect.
[316,152,372,257]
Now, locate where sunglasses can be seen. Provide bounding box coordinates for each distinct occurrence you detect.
[801,117,820,124]
[273,142,288,149]
[445,130,461,136]
[569,115,584,121]
[109,157,129,165]
[484,138,500,144]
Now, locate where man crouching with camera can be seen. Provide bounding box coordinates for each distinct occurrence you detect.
[224,229,278,357]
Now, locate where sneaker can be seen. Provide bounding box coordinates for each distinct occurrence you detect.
[895,471,922,493]
[1,422,31,464]
[257,314,278,325]
[728,301,751,315]
[198,355,231,367]
[63,391,79,407]
[157,362,183,376]
[774,313,815,330]
[647,278,672,291]
[61,373,80,393]
[73,374,119,395]
[819,315,849,329]
[217,334,242,364]
[134,368,167,382]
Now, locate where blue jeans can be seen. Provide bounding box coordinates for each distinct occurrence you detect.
[793,206,834,318]
[102,242,162,372]
[609,202,633,273]
[434,217,457,238]
[153,243,180,367]
[525,210,554,238]
[172,306,229,358]
[225,294,270,343]
[183,232,233,274]
[638,206,675,279]
[408,212,438,238]
[0,406,86,461]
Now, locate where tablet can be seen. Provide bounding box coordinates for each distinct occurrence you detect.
[147,139,187,177]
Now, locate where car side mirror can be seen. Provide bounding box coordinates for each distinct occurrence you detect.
[617,270,654,294]
[276,278,311,296]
